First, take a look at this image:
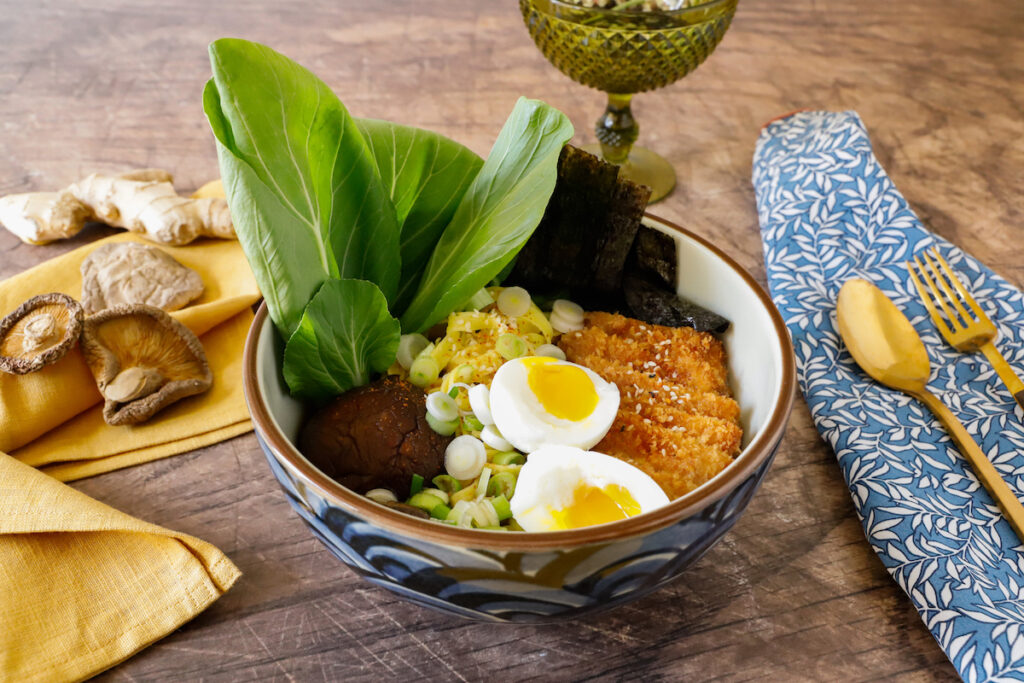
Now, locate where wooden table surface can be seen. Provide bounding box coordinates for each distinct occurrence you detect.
[2,0,1022,679]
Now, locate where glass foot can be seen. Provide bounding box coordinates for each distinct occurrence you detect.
[581,143,676,203]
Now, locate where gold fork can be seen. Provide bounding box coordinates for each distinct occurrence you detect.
[908,247,1024,412]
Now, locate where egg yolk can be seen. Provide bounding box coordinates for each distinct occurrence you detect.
[524,357,598,421]
[551,483,642,530]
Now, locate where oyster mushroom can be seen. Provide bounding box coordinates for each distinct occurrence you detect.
[81,304,212,425]
[0,292,84,374]
[80,242,205,314]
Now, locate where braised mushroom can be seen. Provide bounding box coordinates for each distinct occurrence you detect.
[80,242,204,314]
[80,304,212,425]
[0,292,84,374]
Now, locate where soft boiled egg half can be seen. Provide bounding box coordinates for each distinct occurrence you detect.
[510,445,669,532]
[489,356,619,453]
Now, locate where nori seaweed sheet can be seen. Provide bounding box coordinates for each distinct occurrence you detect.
[626,225,677,289]
[509,145,649,296]
[623,275,730,333]
[507,144,730,333]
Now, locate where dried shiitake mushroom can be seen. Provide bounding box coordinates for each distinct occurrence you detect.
[80,242,204,314]
[81,304,212,425]
[0,292,84,374]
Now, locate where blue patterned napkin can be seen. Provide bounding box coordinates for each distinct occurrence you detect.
[754,111,1024,682]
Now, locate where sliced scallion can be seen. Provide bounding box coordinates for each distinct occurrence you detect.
[444,435,487,480]
[534,343,566,360]
[496,333,527,360]
[467,384,494,425]
[426,391,459,422]
[490,494,512,521]
[491,451,525,466]
[431,474,462,495]
[480,424,512,451]
[396,333,429,370]
[496,286,531,318]
[426,412,458,436]
[409,474,424,496]
[464,288,494,311]
[486,471,517,499]
[409,356,440,388]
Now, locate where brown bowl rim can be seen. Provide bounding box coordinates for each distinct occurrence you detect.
[243,213,796,552]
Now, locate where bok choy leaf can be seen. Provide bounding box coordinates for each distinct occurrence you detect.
[355,119,484,312]
[399,97,573,333]
[283,279,401,400]
[204,38,402,338]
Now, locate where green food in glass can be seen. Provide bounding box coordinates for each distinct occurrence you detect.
[519,0,738,201]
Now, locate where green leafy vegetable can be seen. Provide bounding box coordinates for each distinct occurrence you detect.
[355,119,484,311]
[399,97,574,333]
[282,279,401,400]
[204,38,402,337]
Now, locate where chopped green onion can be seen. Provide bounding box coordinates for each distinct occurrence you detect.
[467,384,494,425]
[552,299,584,323]
[464,288,494,311]
[496,333,527,360]
[448,386,460,399]
[365,488,397,504]
[409,356,440,388]
[480,424,512,451]
[534,343,566,360]
[490,494,512,521]
[497,286,531,318]
[396,333,430,369]
[426,413,458,436]
[475,467,492,501]
[426,392,459,422]
[453,363,475,383]
[407,491,444,513]
[486,472,517,499]
[409,474,424,496]
[432,474,462,494]
[475,499,500,527]
[430,503,452,520]
[491,451,525,466]
[461,414,485,433]
[421,487,450,505]
[445,435,487,480]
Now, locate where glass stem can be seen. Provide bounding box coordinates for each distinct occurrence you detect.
[595,93,638,165]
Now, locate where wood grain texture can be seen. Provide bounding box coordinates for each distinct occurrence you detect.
[2,0,1022,679]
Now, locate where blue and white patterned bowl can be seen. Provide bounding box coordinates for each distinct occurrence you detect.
[242,214,796,623]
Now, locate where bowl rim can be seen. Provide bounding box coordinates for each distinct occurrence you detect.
[243,213,796,552]
[531,0,738,20]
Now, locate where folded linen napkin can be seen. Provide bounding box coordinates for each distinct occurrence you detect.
[0,452,240,682]
[0,233,261,480]
[755,111,1024,681]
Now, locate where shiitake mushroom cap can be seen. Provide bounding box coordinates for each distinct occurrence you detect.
[0,292,84,374]
[80,303,212,425]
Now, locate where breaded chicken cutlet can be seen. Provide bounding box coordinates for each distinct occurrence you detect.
[558,312,742,499]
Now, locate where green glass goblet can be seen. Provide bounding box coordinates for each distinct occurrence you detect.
[520,0,738,202]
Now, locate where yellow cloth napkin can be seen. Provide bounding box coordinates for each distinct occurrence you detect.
[0,452,241,682]
[0,233,261,480]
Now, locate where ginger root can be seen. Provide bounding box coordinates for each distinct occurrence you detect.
[0,169,235,246]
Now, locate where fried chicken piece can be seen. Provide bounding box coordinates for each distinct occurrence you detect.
[559,312,742,499]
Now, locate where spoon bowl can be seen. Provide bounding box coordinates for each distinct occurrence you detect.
[837,278,930,395]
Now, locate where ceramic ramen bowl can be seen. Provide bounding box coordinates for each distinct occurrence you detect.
[243,214,796,623]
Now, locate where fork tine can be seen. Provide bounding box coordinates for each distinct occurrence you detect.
[914,254,963,330]
[908,257,955,336]
[922,249,972,325]
[931,248,995,326]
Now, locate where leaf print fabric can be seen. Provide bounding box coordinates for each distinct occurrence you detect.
[754,110,1024,683]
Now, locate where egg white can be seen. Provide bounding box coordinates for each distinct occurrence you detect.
[510,445,669,532]
[489,357,619,453]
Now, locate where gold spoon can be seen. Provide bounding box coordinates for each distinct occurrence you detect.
[837,278,1024,543]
